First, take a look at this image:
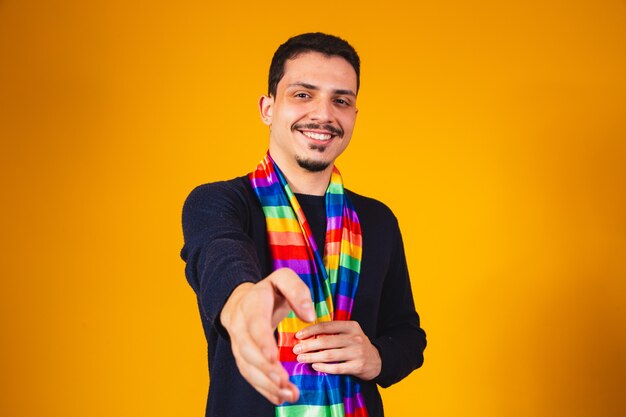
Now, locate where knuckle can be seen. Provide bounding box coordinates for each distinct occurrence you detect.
[354,362,364,374]
[320,321,333,331]
[336,363,346,374]
[266,392,279,405]
[236,363,249,380]
[239,343,254,361]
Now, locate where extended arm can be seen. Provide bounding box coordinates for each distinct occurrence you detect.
[181,182,315,404]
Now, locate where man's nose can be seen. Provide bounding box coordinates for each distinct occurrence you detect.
[309,99,334,123]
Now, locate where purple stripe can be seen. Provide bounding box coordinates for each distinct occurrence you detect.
[306,235,319,252]
[344,396,355,414]
[274,259,312,274]
[250,174,274,188]
[327,215,342,231]
[282,361,316,376]
[355,392,366,408]
[335,294,353,312]
[346,207,359,224]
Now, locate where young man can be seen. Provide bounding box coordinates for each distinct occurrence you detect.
[181,33,426,417]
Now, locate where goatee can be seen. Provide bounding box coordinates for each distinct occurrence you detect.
[295,156,330,172]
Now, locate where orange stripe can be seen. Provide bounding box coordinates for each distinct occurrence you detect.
[268,231,307,246]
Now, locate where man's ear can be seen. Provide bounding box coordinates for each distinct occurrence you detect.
[259,95,273,126]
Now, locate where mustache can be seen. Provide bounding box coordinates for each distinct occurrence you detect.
[292,123,343,137]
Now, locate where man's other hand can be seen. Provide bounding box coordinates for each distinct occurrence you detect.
[220,268,315,405]
[293,320,382,381]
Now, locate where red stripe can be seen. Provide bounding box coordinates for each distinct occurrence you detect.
[353,406,369,417]
[334,310,350,321]
[278,346,297,362]
[326,228,343,242]
[272,245,310,260]
[345,229,362,246]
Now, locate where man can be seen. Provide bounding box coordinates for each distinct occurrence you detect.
[181,33,426,417]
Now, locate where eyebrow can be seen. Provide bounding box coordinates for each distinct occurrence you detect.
[287,82,356,97]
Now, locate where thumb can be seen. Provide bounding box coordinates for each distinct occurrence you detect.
[268,268,316,323]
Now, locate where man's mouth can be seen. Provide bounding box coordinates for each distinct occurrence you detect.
[301,131,333,141]
[293,123,343,143]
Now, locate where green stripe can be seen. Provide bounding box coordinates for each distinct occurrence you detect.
[339,252,361,273]
[315,300,330,317]
[263,205,297,219]
[285,301,330,319]
[276,403,345,417]
[326,181,343,194]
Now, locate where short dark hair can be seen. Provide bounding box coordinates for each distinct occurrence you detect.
[268,32,360,97]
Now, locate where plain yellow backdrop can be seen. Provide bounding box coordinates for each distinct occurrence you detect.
[1,0,625,416]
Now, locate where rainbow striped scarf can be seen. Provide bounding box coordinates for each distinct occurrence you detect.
[249,154,369,417]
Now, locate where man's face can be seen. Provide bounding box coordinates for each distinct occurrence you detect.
[260,51,358,174]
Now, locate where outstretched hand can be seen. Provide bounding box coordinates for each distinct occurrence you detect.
[293,320,382,381]
[220,268,316,405]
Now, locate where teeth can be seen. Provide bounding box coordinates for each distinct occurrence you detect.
[302,131,332,141]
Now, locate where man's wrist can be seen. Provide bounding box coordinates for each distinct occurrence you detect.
[220,282,254,332]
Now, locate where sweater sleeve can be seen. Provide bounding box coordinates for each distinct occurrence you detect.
[180,180,264,338]
[370,217,427,388]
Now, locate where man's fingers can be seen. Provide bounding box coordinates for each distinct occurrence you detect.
[297,347,351,364]
[296,320,356,339]
[269,268,316,323]
[237,353,299,405]
[245,312,279,362]
[236,331,276,370]
[311,361,349,375]
[232,330,299,404]
[220,275,316,404]
[293,333,349,354]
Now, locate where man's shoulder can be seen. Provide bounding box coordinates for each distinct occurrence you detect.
[345,189,398,225]
[188,175,250,196]
[182,175,261,224]
[185,175,253,205]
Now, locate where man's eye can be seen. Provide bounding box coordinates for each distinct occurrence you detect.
[295,93,310,98]
[335,98,350,106]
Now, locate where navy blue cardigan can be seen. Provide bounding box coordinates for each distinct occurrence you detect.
[181,176,426,417]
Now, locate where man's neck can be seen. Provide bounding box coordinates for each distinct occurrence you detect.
[287,170,332,196]
[270,154,333,196]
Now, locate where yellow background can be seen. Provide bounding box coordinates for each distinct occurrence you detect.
[1,0,625,416]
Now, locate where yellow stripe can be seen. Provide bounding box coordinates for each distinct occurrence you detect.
[278,314,332,333]
[325,240,362,261]
[341,239,362,259]
[266,217,302,233]
[325,295,334,316]
[326,254,340,269]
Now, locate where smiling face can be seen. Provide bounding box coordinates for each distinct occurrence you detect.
[259,51,358,176]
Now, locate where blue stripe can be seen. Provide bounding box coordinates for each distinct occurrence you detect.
[290,374,342,390]
[292,387,343,406]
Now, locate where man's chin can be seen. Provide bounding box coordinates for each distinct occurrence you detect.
[295,156,330,172]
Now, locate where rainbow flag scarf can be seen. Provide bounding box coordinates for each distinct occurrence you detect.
[249,154,369,417]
